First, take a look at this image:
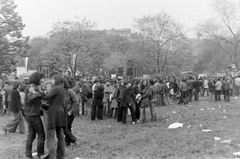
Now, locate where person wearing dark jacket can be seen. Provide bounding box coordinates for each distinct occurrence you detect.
[222,77,230,102]
[24,72,45,159]
[140,79,150,123]
[4,82,13,116]
[62,78,79,146]
[193,77,201,101]
[91,84,104,120]
[149,79,157,121]
[132,80,141,122]
[3,81,25,134]
[120,81,136,124]
[42,74,66,159]
[116,80,125,122]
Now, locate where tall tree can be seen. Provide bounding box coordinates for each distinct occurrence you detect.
[135,12,184,73]
[198,0,240,69]
[0,0,29,75]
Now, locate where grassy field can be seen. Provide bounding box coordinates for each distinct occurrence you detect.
[1,96,240,159]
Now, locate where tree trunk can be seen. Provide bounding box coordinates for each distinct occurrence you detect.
[157,50,160,73]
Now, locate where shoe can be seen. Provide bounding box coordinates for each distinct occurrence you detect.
[136,120,140,123]
[132,122,136,125]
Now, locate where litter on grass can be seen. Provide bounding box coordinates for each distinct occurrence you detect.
[223,110,226,112]
[207,108,210,110]
[219,105,221,108]
[75,157,83,159]
[32,152,37,156]
[202,129,212,132]
[168,123,184,129]
[172,111,176,114]
[212,108,215,110]
[214,137,221,141]
[200,109,204,111]
[200,124,203,127]
[223,116,227,119]
[187,125,191,128]
[221,140,231,143]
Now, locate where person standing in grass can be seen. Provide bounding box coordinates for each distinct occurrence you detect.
[91,84,104,120]
[3,81,25,134]
[178,79,188,105]
[148,79,157,121]
[62,78,78,146]
[41,74,66,159]
[120,81,136,124]
[24,72,45,159]
[140,79,150,123]
[215,78,223,101]
[222,77,230,102]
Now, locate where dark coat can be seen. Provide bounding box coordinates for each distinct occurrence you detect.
[25,85,43,116]
[120,86,132,107]
[65,89,79,115]
[10,89,21,113]
[93,85,104,106]
[42,85,66,129]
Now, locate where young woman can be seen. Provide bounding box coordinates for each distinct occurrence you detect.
[41,75,66,159]
[3,81,25,134]
[62,78,79,146]
[24,72,45,159]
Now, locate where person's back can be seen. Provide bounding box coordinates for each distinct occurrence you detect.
[215,80,222,91]
[94,86,104,106]
[180,81,188,92]
[149,84,158,101]
[223,80,230,90]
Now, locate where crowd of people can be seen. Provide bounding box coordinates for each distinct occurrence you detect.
[0,72,240,159]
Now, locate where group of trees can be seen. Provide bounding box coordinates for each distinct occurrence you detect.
[1,0,240,80]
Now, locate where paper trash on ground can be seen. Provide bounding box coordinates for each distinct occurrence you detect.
[202,129,212,132]
[233,152,240,156]
[223,116,227,118]
[168,123,184,129]
[200,109,204,111]
[187,125,191,128]
[221,140,231,143]
[75,157,83,159]
[32,152,37,156]
[214,137,221,141]
[172,111,176,114]
[212,108,215,110]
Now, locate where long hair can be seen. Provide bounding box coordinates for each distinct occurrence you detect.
[52,74,62,86]
[12,81,21,89]
[29,72,44,85]
[62,78,70,90]
[140,79,148,90]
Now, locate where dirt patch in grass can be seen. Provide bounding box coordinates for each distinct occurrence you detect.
[1,97,240,158]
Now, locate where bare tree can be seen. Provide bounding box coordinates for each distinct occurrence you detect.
[134,12,184,73]
[198,0,240,69]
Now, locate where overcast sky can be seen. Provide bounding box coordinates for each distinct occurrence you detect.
[14,0,227,38]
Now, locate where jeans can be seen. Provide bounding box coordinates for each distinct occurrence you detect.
[194,89,199,101]
[188,89,193,102]
[4,111,25,133]
[215,90,221,101]
[224,89,230,102]
[117,101,122,122]
[179,91,188,104]
[149,99,157,121]
[121,106,136,124]
[25,115,45,158]
[48,127,65,159]
[134,102,140,120]
[91,104,103,120]
[64,114,77,145]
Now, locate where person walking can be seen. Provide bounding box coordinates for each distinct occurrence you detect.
[42,74,66,159]
[3,81,25,134]
[24,72,45,159]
